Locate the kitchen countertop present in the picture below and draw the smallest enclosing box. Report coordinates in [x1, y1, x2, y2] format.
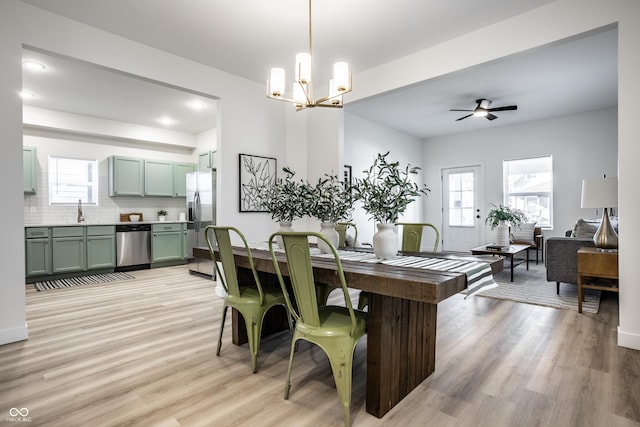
[25, 220, 188, 227]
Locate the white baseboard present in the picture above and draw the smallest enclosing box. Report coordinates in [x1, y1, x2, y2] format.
[0, 323, 28, 346]
[618, 326, 640, 351]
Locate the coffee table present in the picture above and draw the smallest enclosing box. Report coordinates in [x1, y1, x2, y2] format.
[470, 244, 530, 282]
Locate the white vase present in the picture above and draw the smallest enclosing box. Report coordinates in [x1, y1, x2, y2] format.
[318, 222, 339, 254]
[495, 220, 510, 248]
[373, 223, 399, 260]
[276, 221, 294, 249]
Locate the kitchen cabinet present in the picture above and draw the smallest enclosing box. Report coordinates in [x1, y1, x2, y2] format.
[86, 225, 116, 270]
[198, 150, 217, 169]
[109, 156, 144, 196]
[25, 227, 50, 276]
[151, 223, 186, 263]
[109, 155, 195, 197]
[144, 160, 174, 196]
[52, 227, 85, 273]
[173, 162, 196, 197]
[23, 146, 37, 194]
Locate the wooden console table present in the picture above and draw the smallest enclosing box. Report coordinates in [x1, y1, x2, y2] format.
[577, 247, 619, 313]
[194, 246, 502, 418]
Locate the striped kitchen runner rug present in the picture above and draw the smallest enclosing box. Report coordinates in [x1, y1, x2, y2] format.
[33, 272, 135, 291]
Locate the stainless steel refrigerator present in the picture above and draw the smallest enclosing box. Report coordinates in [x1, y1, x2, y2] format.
[186, 168, 217, 277]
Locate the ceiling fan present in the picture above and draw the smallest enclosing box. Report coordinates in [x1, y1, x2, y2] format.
[450, 98, 518, 121]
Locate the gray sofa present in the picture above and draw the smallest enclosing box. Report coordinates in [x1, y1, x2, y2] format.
[545, 217, 618, 294]
[545, 236, 594, 294]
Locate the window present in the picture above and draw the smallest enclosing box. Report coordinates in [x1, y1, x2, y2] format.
[503, 156, 552, 228]
[48, 156, 98, 205]
[448, 171, 475, 226]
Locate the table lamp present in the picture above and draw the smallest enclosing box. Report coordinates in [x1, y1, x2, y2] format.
[580, 175, 618, 251]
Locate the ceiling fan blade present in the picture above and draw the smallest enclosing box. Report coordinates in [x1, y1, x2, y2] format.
[456, 114, 473, 121]
[487, 105, 517, 112]
[449, 109, 474, 112]
[486, 113, 498, 120]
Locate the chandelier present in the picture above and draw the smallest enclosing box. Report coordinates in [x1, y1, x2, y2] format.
[266, 0, 352, 110]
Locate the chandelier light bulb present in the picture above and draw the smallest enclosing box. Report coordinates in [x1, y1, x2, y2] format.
[269, 68, 285, 97]
[333, 62, 349, 92]
[295, 53, 311, 85]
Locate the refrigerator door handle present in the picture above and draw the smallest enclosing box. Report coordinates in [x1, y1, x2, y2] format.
[194, 191, 201, 231]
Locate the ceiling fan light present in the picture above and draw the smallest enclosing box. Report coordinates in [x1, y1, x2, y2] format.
[269, 68, 286, 96]
[295, 53, 311, 84]
[333, 62, 349, 92]
[473, 110, 488, 117]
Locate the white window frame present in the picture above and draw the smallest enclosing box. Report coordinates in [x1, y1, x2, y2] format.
[503, 156, 553, 228]
[48, 156, 99, 206]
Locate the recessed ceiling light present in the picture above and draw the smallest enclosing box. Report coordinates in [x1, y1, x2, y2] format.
[22, 60, 46, 71]
[20, 91, 36, 99]
[159, 117, 175, 126]
[188, 101, 206, 110]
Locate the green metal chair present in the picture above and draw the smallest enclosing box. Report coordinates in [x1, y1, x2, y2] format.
[396, 222, 440, 252]
[205, 225, 291, 373]
[268, 231, 367, 427]
[336, 222, 358, 247]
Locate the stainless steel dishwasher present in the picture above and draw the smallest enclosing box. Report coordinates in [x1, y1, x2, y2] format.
[116, 224, 151, 269]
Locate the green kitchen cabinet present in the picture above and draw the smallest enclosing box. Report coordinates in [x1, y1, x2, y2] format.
[198, 150, 217, 169]
[151, 223, 186, 262]
[86, 226, 116, 270]
[51, 227, 85, 273]
[144, 159, 174, 196]
[23, 146, 37, 194]
[25, 227, 50, 276]
[109, 156, 144, 196]
[173, 162, 196, 197]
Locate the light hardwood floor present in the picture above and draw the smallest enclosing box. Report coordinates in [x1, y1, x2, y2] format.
[1, 265, 639, 427]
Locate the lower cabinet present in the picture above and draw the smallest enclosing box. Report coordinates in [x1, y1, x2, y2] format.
[26, 225, 116, 278]
[52, 227, 85, 273]
[151, 223, 186, 263]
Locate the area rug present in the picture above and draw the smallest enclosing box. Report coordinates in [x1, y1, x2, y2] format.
[33, 272, 135, 291]
[471, 262, 601, 313]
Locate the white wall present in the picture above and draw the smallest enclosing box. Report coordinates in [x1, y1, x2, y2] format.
[0, 0, 290, 345]
[344, 112, 425, 245]
[419, 108, 618, 242]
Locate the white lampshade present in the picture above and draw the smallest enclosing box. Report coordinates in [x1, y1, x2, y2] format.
[295, 52, 311, 84]
[333, 61, 349, 92]
[581, 176, 618, 209]
[269, 68, 285, 97]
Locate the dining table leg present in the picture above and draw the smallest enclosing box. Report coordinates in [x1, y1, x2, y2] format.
[366, 292, 437, 418]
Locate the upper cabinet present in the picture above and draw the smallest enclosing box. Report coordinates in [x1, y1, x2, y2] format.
[109, 156, 195, 197]
[109, 156, 144, 196]
[197, 150, 217, 169]
[23, 146, 37, 194]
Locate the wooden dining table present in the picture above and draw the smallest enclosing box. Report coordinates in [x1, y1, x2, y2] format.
[193, 245, 503, 418]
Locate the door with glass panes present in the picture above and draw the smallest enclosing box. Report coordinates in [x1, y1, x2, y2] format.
[442, 165, 484, 251]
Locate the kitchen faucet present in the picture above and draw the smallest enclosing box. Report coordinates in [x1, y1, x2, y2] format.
[77, 199, 85, 223]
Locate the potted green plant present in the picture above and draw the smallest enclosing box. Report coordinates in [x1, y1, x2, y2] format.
[308, 173, 354, 253]
[352, 151, 430, 259]
[485, 204, 527, 247]
[260, 167, 312, 246]
[157, 209, 167, 221]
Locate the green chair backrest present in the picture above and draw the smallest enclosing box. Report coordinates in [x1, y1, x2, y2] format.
[396, 222, 440, 252]
[336, 222, 358, 247]
[205, 225, 265, 303]
[269, 231, 359, 334]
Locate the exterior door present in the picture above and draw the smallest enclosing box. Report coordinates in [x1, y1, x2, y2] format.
[442, 165, 484, 251]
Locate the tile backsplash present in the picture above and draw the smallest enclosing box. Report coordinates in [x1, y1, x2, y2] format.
[24, 171, 187, 225]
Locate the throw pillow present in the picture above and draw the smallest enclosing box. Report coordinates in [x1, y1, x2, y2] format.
[510, 222, 537, 245]
[572, 218, 600, 238]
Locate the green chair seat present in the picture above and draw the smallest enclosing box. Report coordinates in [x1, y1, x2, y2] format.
[269, 231, 367, 427]
[205, 225, 292, 373]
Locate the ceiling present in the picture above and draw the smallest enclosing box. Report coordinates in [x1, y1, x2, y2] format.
[19, 0, 617, 138]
